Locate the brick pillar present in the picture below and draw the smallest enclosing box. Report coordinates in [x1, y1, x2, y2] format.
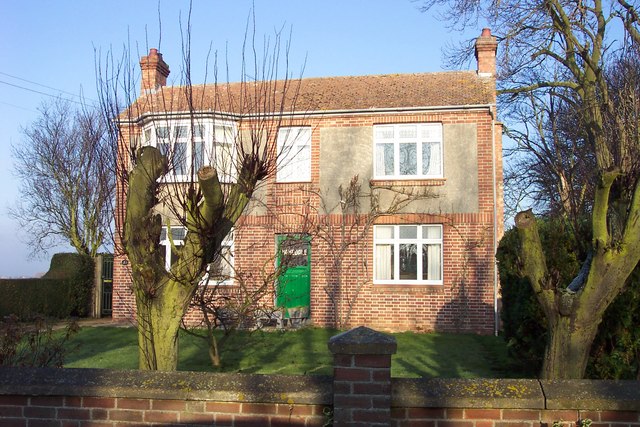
[328, 326, 397, 427]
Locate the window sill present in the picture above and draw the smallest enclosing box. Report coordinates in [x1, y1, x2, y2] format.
[204, 281, 236, 288]
[370, 178, 446, 187]
[275, 180, 313, 184]
[161, 176, 237, 185]
[373, 283, 445, 293]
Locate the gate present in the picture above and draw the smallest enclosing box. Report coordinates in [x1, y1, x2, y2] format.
[101, 254, 113, 316]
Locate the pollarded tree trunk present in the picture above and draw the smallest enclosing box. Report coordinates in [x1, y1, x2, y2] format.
[134, 279, 193, 370]
[123, 146, 254, 371]
[540, 309, 600, 379]
[516, 168, 640, 379]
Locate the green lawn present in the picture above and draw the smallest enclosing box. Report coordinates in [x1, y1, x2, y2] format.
[63, 326, 519, 378]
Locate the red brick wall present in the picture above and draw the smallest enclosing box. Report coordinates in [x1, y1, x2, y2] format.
[391, 408, 640, 427]
[0, 395, 327, 427]
[112, 123, 135, 322]
[1, 387, 638, 427]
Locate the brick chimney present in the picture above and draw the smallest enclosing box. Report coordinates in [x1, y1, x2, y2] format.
[475, 28, 498, 78]
[140, 48, 170, 95]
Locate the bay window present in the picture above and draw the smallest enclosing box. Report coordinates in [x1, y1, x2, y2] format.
[142, 120, 236, 182]
[374, 224, 443, 285]
[159, 226, 186, 271]
[204, 230, 235, 286]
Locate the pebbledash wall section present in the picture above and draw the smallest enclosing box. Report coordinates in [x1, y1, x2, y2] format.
[1, 327, 639, 427]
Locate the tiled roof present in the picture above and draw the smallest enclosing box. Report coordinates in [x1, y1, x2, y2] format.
[124, 71, 495, 119]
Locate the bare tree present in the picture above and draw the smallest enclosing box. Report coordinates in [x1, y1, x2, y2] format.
[504, 91, 595, 226]
[10, 98, 113, 258]
[420, 0, 640, 378]
[97, 10, 305, 370]
[185, 244, 284, 367]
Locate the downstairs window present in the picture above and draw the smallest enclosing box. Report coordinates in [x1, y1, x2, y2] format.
[374, 224, 442, 285]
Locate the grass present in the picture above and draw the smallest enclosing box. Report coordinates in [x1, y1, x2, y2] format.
[63, 326, 519, 378]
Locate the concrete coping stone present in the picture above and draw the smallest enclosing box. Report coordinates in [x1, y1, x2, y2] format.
[328, 326, 397, 355]
[542, 380, 640, 411]
[1, 367, 638, 411]
[393, 378, 640, 410]
[0, 367, 332, 405]
[392, 378, 544, 409]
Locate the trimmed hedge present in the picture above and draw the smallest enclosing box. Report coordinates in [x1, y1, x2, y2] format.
[0, 253, 94, 319]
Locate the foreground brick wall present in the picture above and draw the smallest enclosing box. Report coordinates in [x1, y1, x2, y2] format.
[392, 406, 640, 427]
[1, 372, 638, 427]
[0, 328, 639, 427]
[0, 368, 331, 427]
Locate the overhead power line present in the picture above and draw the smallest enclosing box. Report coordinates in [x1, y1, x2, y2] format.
[0, 71, 91, 101]
[0, 70, 98, 106]
[0, 101, 37, 113]
[0, 80, 95, 107]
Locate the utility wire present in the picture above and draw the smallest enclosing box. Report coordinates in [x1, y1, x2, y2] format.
[0, 101, 37, 113]
[0, 70, 97, 103]
[0, 80, 95, 107]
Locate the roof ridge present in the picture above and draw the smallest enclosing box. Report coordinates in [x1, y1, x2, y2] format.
[164, 69, 478, 89]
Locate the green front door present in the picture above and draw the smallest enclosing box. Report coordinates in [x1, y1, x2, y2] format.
[276, 235, 311, 319]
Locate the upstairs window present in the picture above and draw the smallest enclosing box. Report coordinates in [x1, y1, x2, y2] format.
[374, 224, 443, 285]
[142, 120, 236, 182]
[374, 123, 443, 179]
[276, 126, 311, 182]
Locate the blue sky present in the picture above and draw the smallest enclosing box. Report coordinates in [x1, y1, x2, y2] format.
[0, 1, 482, 277]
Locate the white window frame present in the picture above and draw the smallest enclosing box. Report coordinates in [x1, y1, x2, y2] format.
[373, 123, 443, 179]
[159, 225, 234, 286]
[203, 230, 235, 286]
[276, 126, 312, 183]
[159, 226, 186, 271]
[141, 119, 237, 182]
[373, 224, 443, 285]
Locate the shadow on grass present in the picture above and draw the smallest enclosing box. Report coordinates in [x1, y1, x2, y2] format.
[391, 332, 517, 378]
[208, 328, 337, 375]
[64, 327, 139, 369]
[175, 327, 336, 375]
[64, 325, 516, 377]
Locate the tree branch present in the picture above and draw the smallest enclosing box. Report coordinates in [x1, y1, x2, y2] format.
[515, 209, 556, 315]
[499, 80, 580, 96]
[592, 170, 618, 250]
[196, 166, 225, 228]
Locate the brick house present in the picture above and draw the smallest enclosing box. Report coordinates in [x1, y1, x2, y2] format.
[112, 29, 503, 334]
